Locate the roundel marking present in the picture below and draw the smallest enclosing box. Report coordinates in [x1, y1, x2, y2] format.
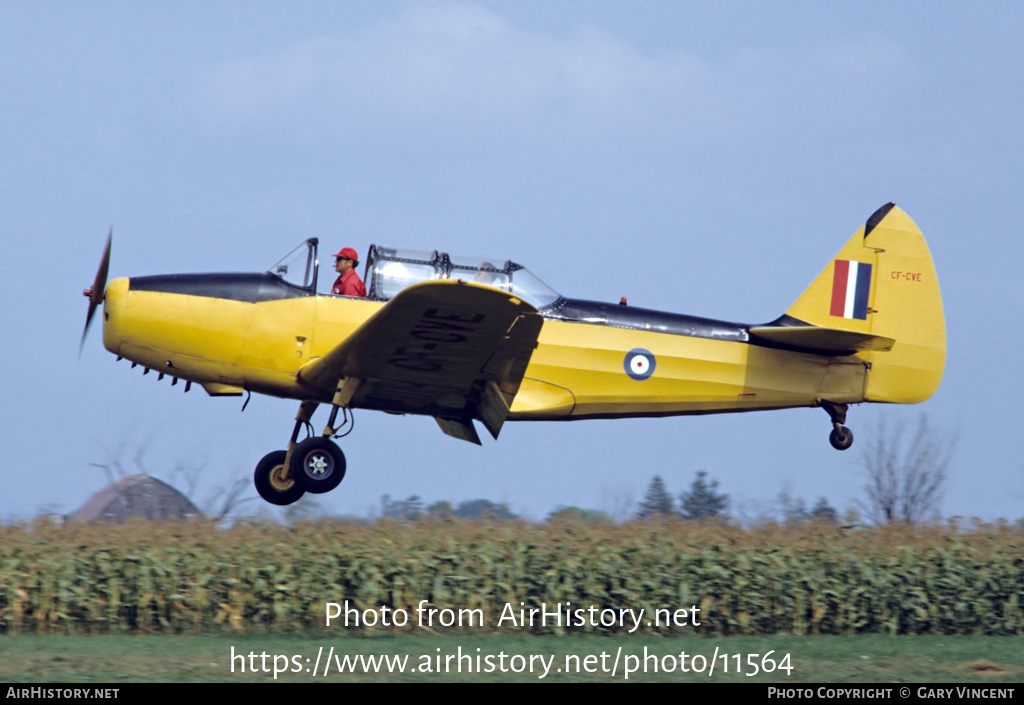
[624, 348, 656, 381]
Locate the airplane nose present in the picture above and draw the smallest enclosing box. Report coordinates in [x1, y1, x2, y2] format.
[102, 278, 129, 356]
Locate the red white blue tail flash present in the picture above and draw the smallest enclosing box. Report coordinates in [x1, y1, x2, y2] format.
[830, 260, 872, 320]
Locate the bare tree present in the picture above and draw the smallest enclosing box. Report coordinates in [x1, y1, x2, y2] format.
[202, 474, 254, 522]
[600, 485, 636, 523]
[856, 413, 955, 524]
[285, 494, 326, 524]
[168, 459, 205, 500]
[775, 482, 839, 525]
[90, 437, 156, 485]
[775, 482, 807, 525]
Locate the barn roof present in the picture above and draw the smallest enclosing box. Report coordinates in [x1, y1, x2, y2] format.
[69, 474, 202, 523]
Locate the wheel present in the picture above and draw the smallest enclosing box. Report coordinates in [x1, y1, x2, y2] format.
[254, 450, 306, 506]
[829, 426, 854, 451]
[290, 437, 346, 494]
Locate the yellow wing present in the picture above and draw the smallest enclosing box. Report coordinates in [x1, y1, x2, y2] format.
[299, 280, 543, 443]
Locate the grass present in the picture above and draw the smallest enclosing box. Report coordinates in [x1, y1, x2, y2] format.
[0, 634, 1021, 683]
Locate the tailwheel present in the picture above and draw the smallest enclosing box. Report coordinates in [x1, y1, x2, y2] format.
[254, 450, 306, 505]
[290, 437, 346, 494]
[829, 425, 854, 451]
[820, 400, 854, 451]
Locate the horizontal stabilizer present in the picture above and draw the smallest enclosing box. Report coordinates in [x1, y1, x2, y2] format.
[748, 326, 895, 354]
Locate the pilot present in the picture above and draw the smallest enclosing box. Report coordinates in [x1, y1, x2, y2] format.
[331, 247, 367, 297]
[475, 262, 498, 287]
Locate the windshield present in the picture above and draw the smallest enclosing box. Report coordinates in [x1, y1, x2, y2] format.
[267, 239, 318, 289]
[365, 245, 561, 309]
[509, 267, 560, 308]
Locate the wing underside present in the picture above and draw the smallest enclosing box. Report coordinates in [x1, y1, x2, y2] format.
[299, 280, 543, 442]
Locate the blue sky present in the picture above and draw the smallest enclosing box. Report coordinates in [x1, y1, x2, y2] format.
[2, 1, 1022, 522]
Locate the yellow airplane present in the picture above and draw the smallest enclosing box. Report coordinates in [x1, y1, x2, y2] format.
[82, 203, 945, 506]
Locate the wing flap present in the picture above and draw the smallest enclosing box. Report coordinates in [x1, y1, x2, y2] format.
[435, 416, 482, 445]
[481, 313, 543, 398]
[749, 325, 895, 354]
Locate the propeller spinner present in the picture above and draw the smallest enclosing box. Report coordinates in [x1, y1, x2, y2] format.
[80, 229, 112, 354]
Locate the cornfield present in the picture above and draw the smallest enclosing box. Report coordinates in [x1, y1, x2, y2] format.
[1, 519, 1021, 635]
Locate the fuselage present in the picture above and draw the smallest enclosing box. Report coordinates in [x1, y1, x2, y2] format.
[101, 272, 868, 420]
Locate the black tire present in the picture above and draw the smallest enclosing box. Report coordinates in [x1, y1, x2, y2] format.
[829, 426, 854, 451]
[290, 437, 346, 494]
[254, 450, 306, 506]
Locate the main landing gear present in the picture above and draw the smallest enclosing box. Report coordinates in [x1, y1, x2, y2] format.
[820, 400, 854, 451]
[253, 399, 351, 506]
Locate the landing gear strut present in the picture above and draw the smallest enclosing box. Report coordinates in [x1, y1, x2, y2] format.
[252, 398, 351, 505]
[820, 400, 854, 451]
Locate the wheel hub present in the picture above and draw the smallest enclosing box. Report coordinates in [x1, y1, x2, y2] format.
[268, 464, 294, 491]
[305, 451, 333, 478]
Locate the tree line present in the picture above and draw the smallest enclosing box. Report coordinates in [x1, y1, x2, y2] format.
[379, 413, 953, 526]
[83, 412, 956, 526]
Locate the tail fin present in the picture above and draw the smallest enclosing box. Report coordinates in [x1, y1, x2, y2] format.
[784, 203, 946, 404]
